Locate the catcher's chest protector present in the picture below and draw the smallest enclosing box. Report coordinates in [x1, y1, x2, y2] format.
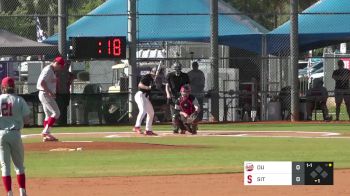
[179, 96, 195, 115]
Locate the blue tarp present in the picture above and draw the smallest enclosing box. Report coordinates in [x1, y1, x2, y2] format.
[268, 0, 350, 55]
[45, 0, 268, 53]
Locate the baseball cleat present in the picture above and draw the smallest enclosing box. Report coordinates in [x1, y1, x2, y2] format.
[133, 127, 143, 134]
[183, 124, 192, 134]
[42, 133, 59, 142]
[324, 115, 332, 122]
[145, 130, 157, 136]
[172, 125, 179, 134]
[191, 125, 198, 135]
[19, 188, 27, 196]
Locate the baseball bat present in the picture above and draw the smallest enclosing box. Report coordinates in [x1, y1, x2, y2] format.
[154, 60, 163, 81]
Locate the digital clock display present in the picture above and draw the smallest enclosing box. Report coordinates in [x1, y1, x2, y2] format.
[70, 36, 127, 60]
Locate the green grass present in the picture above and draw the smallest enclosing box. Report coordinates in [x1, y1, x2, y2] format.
[22, 130, 350, 178]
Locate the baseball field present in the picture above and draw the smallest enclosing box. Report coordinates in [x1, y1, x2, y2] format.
[2, 122, 350, 196]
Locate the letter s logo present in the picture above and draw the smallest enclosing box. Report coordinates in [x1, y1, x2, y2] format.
[247, 175, 252, 184]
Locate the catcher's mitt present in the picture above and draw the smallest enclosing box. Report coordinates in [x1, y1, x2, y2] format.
[186, 112, 198, 124]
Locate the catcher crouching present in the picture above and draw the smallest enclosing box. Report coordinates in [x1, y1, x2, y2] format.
[173, 84, 200, 134]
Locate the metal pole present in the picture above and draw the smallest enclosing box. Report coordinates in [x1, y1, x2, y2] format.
[128, 0, 138, 122]
[58, 0, 67, 57]
[47, 16, 54, 36]
[0, 0, 4, 12]
[260, 35, 268, 121]
[210, 0, 219, 121]
[165, 41, 169, 68]
[290, 0, 299, 121]
[58, 0, 70, 124]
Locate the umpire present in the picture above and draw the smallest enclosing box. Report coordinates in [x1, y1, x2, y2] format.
[165, 62, 190, 133]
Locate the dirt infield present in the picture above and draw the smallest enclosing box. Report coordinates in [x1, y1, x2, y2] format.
[2, 170, 349, 196]
[24, 141, 196, 151]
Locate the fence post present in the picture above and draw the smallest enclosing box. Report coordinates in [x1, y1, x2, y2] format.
[58, 0, 67, 57]
[128, 0, 138, 122]
[290, 0, 300, 121]
[260, 35, 268, 121]
[210, 0, 219, 121]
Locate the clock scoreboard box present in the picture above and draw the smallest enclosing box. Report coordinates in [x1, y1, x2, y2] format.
[69, 36, 127, 60]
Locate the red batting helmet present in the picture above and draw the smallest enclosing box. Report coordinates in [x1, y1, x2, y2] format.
[54, 56, 65, 68]
[1, 76, 15, 89]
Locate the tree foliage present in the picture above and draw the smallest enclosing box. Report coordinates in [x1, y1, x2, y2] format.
[68, 0, 105, 25]
[1, 0, 320, 39]
[0, 0, 105, 39]
[0, 0, 37, 40]
[224, 0, 318, 30]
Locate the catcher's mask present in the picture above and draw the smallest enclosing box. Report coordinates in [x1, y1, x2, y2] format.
[180, 84, 191, 97]
[173, 62, 182, 75]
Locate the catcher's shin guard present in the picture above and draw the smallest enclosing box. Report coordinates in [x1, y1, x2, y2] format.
[183, 123, 192, 134]
[172, 124, 179, 133]
[174, 116, 187, 134]
[173, 113, 187, 134]
[172, 115, 180, 134]
[191, 124, 198, 135]
[178, 122, 187, 134]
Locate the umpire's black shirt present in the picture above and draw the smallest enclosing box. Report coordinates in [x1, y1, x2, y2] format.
[333, 68, 350, 89]
[166, 72, 190, 98]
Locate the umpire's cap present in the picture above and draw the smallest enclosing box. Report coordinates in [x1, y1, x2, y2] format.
[1, 76, 15, 89]
[54, 56, 65, 68]
[173, 62, 182, 71]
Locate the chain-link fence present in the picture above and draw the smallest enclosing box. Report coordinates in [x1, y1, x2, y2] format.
[1, 0, 350, 125]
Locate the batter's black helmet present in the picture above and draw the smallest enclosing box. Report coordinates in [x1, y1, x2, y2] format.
[150, 67, 157, 74]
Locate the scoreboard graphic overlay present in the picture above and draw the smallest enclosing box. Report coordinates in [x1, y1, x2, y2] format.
[244, 161, 333, 185]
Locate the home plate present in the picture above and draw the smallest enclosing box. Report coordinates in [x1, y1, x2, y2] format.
[105, 135, 124, 138]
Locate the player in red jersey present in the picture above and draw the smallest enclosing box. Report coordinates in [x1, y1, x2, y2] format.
[173, 84, 200, 134]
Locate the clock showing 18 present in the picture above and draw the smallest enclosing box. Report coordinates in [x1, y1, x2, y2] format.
[98, 38, 122, 56]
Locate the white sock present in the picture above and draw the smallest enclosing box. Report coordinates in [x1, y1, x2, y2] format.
[7, 190, 13, 196]
[19, 188, 26, 196]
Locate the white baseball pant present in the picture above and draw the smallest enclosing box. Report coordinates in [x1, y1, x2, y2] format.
[38, 91, 60, 120]
[134, 91, 154, 131]
[0, 130, 25, 176]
